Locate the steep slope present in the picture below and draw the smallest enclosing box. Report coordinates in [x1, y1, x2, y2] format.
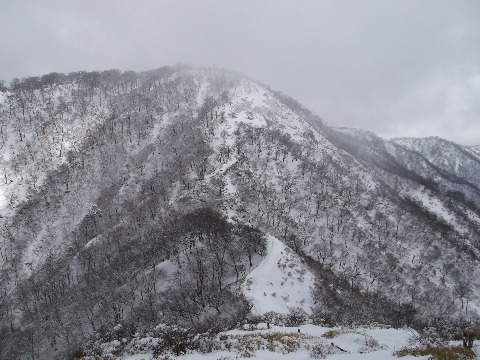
[0, 66, 479, 359]
[392, 136, 480, 191]
[468, 145, 480, 159]
[243, 234, 315, 316]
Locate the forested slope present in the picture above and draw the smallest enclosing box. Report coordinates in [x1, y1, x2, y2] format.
[0, 66, 479, 358]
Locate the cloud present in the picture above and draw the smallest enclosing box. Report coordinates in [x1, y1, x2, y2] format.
[1, 0, 479, 145]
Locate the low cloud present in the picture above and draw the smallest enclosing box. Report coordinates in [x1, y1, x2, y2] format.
[1, 0, 479, 145]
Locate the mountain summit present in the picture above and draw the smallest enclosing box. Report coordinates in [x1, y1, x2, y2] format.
[0, 66, 479, 358]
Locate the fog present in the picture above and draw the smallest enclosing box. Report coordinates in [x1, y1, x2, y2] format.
[1, 0, 479, 145]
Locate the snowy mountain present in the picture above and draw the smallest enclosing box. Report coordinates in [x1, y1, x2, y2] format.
[392, 136, 480, 191]
[0, 66, 479, 359]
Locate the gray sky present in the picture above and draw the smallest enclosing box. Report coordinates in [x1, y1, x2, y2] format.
[1, 0, 479, 145]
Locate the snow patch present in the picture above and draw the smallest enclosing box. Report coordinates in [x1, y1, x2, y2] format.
[243, 234, 315, 315]
[120, 325, 423, 360]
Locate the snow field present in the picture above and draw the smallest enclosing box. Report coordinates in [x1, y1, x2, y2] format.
[120, 325, 427, 360]
[243, 234, 315, 315]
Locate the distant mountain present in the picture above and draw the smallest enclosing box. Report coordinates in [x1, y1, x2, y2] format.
[0, 66, 479, 359]
[392, 136, 480, 190]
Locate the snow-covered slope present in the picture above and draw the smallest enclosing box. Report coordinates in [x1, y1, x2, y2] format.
[243, 234, 315, 315]
[392, 136, 480, 190]
[467, 145, 480, 159]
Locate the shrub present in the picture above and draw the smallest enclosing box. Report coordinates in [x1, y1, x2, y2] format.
[453, 327, 480, 341]
[415, 327, 446, 347]
[286, 307, 309, 327]
[309, 343, 339, 359]
[321, 329, 340, 339]
[395, 346, 475, 359]
[230, 331, 310, 356]
[68, 348, 86, 360]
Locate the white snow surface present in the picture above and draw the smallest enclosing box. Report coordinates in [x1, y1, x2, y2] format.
[243, 234, 315, 315]
[120, 325, 431, 360]
[406, 187, 468, 235]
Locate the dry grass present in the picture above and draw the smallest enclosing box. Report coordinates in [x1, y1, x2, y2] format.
[395, 346, 475, 359]
[231, 331, 312, 357]
[468, 327, 480, 339]
[321, 328, 379, 348]
[321, 329, 341, 339]
[453, 327, 480, 341]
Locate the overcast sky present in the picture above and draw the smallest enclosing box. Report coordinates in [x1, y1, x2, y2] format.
[1, 0, 479, 145]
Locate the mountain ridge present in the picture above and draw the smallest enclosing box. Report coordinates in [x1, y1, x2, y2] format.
[0, 66, 479, 359]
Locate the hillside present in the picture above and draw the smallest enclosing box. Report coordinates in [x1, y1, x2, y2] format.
[82, 235, 479, 359]
[0, 66, 479, 359]
[467, 145, 480, 159]
[392, 137, 480, 191]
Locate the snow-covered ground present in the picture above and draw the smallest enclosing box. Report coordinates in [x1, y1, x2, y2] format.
[243, 234, 315, 315]
[120, 324, 432, 359]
